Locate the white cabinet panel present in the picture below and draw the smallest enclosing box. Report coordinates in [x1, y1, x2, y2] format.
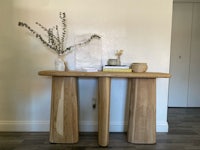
[168, 3, 193, 107]
[169, 2, 200, 107]
[188, 3, 200, 107]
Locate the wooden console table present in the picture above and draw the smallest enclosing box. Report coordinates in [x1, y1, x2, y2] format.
[38, 71, 170, 146]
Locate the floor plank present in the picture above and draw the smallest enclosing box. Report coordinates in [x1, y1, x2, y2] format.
[0, 108, 200, 150]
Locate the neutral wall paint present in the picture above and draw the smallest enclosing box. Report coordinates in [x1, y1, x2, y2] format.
[0, 0, 172, 132]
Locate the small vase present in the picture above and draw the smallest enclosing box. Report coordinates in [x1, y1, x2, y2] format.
[55, 55, 65, 71]
[116, 58, 121, 66]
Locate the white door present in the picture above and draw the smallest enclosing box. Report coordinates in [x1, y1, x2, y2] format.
[168, 2, 192, 107]
[169, 2, 200, 107]
[188, 3, 200, 107]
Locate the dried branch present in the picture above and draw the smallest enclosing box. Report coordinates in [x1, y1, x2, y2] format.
[18, 12, 101, 55]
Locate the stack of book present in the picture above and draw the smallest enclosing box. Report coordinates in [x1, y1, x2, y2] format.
[102, 65, 132, 72]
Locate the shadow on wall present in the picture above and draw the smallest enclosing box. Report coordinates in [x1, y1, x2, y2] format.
[0, 1, 52, 122]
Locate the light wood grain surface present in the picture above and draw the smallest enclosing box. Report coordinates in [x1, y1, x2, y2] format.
[38, 70, 171, 78]
[127, 78, 156, 144]
[39, 70, 170, 146]
[50, 77, 79, 143]
[98, 77, 111, 147]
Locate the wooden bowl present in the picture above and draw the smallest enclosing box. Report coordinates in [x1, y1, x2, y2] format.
[131, 63, 148, 72]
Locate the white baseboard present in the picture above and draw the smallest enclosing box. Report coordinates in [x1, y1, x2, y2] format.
[0, 121, 49, 132]
[156, 121, 169, 132]
[0, 121, 168, 132]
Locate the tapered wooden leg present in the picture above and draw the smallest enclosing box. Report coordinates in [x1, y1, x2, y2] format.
[98, 77, 111, 147]
[50, 77, 79, 143]
[127, 78, 156, 144]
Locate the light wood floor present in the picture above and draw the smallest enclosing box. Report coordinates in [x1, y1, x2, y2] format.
[0, 108, 200, 150]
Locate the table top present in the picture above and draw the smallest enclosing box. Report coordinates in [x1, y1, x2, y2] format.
[38, 70, 171, 78]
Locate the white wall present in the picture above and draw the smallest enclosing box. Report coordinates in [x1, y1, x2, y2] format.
[0, 0, 172, 132]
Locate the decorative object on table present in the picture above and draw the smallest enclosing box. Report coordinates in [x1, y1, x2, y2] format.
[103, 65, 132, 72]
[131, 63, 148, 72]
[104, 50, 131, 72]
[55, 54, 66, 71]
[107, 59, 118, 66]
[107, 49, 124, 66]
[18, 12, 101, 71]
[82, 67, 98, 72]
[75, 34, 102, 71]
[115, 50, 123, 66]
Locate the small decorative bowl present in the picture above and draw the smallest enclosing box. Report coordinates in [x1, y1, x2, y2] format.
[131, 63, 148, 72]
[107, 59, 118, 66]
